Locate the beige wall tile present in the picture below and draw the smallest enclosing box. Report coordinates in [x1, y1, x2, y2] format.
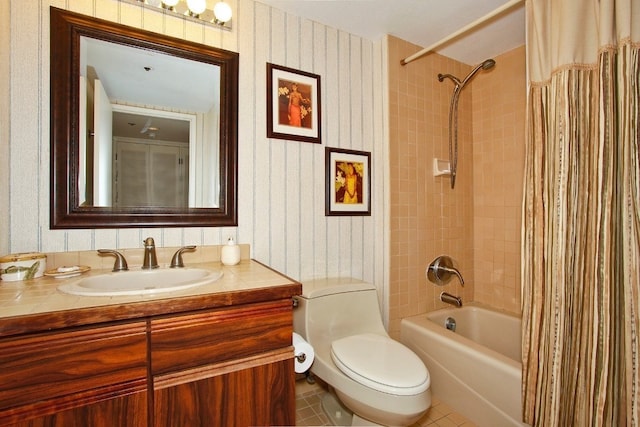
[388, 38, 525, 336]
[471, 46, 525, 314]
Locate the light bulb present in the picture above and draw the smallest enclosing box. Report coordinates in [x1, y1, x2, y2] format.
[186, 0, 207, 15]
[213, 1, 232, 23]
[162, 0, 179, 7]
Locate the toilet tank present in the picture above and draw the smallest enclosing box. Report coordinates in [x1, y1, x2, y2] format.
[293, 278, 387, 343]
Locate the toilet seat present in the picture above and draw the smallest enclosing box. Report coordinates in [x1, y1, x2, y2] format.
[330, 333, 430, 396]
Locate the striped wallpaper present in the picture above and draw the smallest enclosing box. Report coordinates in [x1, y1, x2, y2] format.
[3, 0, 388, 310]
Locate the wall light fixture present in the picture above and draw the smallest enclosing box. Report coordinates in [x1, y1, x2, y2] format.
[128, 0, 233, 30]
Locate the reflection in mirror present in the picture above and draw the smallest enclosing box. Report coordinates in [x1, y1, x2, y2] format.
[50, 7, 238, 228]
[80, 36, 220, 209]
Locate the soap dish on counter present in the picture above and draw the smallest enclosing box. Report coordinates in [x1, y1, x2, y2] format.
[44, 265, 91, 279]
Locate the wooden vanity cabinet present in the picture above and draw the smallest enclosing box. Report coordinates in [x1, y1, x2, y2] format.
[0, 297, 297, 427]
[150, 299, 296, 427]
[0, 322, 148, 427]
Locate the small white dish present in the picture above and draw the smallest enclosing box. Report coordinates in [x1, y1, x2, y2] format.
[45, 265, 91, 279]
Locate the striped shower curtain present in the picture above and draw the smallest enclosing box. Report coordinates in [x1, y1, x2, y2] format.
[521, 0, 640, 425]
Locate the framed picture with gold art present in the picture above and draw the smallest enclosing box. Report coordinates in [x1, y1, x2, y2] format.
[267, 63, 321, 144]
[325, 147, 371, 216]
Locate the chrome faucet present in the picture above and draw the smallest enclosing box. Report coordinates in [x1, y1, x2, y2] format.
[142, 237, 159, 269]
[440, 292, 462, 307]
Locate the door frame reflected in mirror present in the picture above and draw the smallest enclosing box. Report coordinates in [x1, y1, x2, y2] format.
[50, 7, 238, 228]
[108, 105, 195, 209]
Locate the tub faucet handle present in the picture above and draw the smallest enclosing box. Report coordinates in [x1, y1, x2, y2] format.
[427, 255, 464, 286]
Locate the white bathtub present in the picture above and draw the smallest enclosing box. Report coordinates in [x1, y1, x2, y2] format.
[400, 305, 528, 427]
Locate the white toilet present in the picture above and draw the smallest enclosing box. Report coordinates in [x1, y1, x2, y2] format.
[293, 278, 431, 426]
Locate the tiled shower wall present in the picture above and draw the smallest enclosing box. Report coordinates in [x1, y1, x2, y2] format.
[387, 37, 526, 337]
[387, 36, 475, 337]
[471, 46, 525, 313]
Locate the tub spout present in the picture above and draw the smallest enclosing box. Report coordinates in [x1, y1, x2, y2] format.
[440, 292, 462, 307]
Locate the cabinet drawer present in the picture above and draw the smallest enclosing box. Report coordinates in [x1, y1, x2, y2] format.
[0, 322, 148, 411]
[150, 299, 292, 375]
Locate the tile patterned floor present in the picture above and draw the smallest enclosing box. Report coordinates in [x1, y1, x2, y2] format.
[295, 377, 477, 427]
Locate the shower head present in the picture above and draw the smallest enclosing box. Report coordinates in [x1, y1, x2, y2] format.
[461, 58, 496, 87]
[437, 58, 495, 89]
[481, 59, 496, 70]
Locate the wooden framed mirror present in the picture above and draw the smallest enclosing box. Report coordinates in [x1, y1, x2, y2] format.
[50, 7, 238, 228]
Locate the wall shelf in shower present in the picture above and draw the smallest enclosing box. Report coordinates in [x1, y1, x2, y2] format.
[433, 158, 452, 177]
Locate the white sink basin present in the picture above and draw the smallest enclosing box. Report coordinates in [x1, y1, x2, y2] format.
[58, 268, 223, 297]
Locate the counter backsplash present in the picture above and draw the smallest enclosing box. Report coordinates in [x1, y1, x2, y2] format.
[43, 244, 250, 272]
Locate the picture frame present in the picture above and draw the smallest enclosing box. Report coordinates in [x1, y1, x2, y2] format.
[325, 147, 371, 216]
[267, 63, 321, 144]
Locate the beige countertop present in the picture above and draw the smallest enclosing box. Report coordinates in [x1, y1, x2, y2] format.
[0, 259, 301, 338]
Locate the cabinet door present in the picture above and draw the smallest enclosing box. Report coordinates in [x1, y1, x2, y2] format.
[148, 144, 187, 207]
[114, 142, 149, 207]
[0, 322, 148, 426]
[114, 140, 188, 208]
[153, 354, 294, 427]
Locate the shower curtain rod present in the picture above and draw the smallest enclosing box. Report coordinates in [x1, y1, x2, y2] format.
[400, 0, 524, 66]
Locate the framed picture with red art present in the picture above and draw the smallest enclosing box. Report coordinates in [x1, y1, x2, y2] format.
[267, 63, 321, 144]
[325, 147, 371, 216]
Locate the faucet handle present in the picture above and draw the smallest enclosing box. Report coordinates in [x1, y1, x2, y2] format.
[427, 255, 464, 286]
[97, 249, 129, 272]
[170, 246, 196, 268]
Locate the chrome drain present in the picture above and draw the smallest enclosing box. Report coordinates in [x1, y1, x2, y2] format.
[445, 317, 456, 332]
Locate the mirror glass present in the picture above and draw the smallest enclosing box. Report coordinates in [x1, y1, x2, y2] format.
[80, 36, 221, 209]
[50, 7, 238, 228]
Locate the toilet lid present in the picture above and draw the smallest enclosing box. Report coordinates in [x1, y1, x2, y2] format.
[330, 333, 430, 396]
